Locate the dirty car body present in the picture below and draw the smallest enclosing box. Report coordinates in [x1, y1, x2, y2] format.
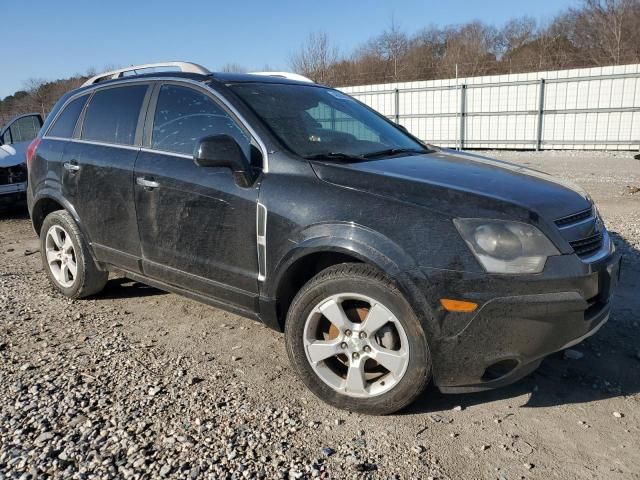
[26, 64, 621, 413]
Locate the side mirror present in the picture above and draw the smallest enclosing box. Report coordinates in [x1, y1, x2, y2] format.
[194, 134, 254, 186]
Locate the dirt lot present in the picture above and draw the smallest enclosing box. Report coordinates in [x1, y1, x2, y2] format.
[1, 151, 639, 479]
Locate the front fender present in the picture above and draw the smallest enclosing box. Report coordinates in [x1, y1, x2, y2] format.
[267, 222, 439, 338]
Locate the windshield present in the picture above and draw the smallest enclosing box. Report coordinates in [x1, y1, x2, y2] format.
[227, 83, 427, 160]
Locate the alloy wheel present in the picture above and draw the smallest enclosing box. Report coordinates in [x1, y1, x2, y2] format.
[45, 225, 78, 288]
[303, 293, 410, 398]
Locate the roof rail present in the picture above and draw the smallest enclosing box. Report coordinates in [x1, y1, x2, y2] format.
[82, 62, 211, 87]
[248, 71, 314, 83]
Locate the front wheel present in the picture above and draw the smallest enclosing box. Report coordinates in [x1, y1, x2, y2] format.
[285, 263, 431, 415]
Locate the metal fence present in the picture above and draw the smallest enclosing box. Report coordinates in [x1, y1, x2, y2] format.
[339, 64, 640, 151]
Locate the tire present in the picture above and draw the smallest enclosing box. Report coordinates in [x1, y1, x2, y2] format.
[285, 263, 431, 415]
[40, 210, 108, 299]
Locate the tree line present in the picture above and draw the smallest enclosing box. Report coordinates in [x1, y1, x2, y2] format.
[290, 0, 640, 86]
[2, 0, 639, 126]
[0, 76, 88, 127]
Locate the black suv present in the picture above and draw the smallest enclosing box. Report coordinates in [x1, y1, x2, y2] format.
[27, 62, 621, 414]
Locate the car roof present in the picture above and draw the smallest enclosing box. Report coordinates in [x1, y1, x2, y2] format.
[75, 71, 320, 93]
[212, 72, 319, 86]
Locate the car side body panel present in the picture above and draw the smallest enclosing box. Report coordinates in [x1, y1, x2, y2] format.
[134, 149, 261, 310]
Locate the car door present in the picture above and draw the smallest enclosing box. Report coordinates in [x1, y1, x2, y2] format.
[0, 113, 43, 156]
[63, 83, 151, 272]
[134, 82, 260, 309]
[0, 113, 43, 190]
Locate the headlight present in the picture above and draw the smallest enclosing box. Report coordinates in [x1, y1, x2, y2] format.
[454, 219, 559, 274]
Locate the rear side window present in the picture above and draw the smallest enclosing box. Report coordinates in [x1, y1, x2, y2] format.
[48, 95, 88, 138]
[152, 84, 250, 155]
[82, 85, 147, 145]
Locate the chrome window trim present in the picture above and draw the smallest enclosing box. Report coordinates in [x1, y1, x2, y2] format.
[43, 136, 141, 152]
[43, 77, 270, 172]
[139, 147, 192, 159]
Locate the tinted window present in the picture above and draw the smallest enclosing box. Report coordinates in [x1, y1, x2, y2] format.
[307, 102, 380, 143]
[152, 84, 249, 155]
[82, 85, 147, 145]
[229, 83, 424, 159]
[48, 95, 88, 138]
[7, 115, 41, 144]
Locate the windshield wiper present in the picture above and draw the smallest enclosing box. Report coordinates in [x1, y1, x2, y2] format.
[304, 152, 364, 161]
[361, 147, 428, 159]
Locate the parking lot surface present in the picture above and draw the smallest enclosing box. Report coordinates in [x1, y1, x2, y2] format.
[1, 151, 639, 479]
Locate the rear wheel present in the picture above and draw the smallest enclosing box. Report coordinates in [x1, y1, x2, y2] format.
[40, 210, 108, 298]
[285, 263, 431, 414]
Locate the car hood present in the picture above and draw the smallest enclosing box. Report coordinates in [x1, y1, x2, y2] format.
[0, 144, 24, 168]
[310, 149, 592, 220]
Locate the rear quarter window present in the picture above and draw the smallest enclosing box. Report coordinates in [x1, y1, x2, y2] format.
[82, 85, 148, 145]
[48, 95, 89, 138]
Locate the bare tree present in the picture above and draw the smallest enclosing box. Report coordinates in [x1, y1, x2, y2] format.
[441, 22, 501, 77]
[375, 17, 410, 80]
[23, 79, 50, 118]
[500, 17, 537, 54]
[221, 63, 247, 73]
[289, 32, 339, 84]
[569, 0, 640, 65]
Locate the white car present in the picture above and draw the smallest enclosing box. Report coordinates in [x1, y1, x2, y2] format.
[0, 113, 42, 208]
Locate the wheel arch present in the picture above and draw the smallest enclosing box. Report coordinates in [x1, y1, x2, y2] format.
[30, 191, 103, 272]
[264, 223, 436, 334]
[31, 192, 82, 237]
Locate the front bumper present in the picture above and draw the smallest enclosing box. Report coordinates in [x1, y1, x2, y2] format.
[422, 251, 622, 393]
[0, 182, 27, 206]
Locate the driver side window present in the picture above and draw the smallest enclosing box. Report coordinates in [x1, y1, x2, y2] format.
[152, 84, 250, 156]
[306, 101, 380, 143]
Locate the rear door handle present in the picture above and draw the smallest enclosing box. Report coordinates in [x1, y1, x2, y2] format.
[136, 177, 160, 189]
[63, 162, 80, 172]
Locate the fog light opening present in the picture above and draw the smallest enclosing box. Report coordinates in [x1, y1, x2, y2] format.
[481, 359, 519, 381]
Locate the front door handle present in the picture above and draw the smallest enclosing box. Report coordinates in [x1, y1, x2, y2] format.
[63, 162, 80, 172]
[136, 177, 160, 189]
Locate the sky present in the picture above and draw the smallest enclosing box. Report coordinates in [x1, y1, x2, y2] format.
[1, 0, 580, 99]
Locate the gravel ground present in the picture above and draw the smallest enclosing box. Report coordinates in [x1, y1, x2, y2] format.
[1, 150, 639, 479]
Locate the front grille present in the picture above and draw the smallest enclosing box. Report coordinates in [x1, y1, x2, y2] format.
[555, 208, 593, 227]
[569, 232, 604, 258]
[0, 165, 27, 185]
[555, 207, 606, 260]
